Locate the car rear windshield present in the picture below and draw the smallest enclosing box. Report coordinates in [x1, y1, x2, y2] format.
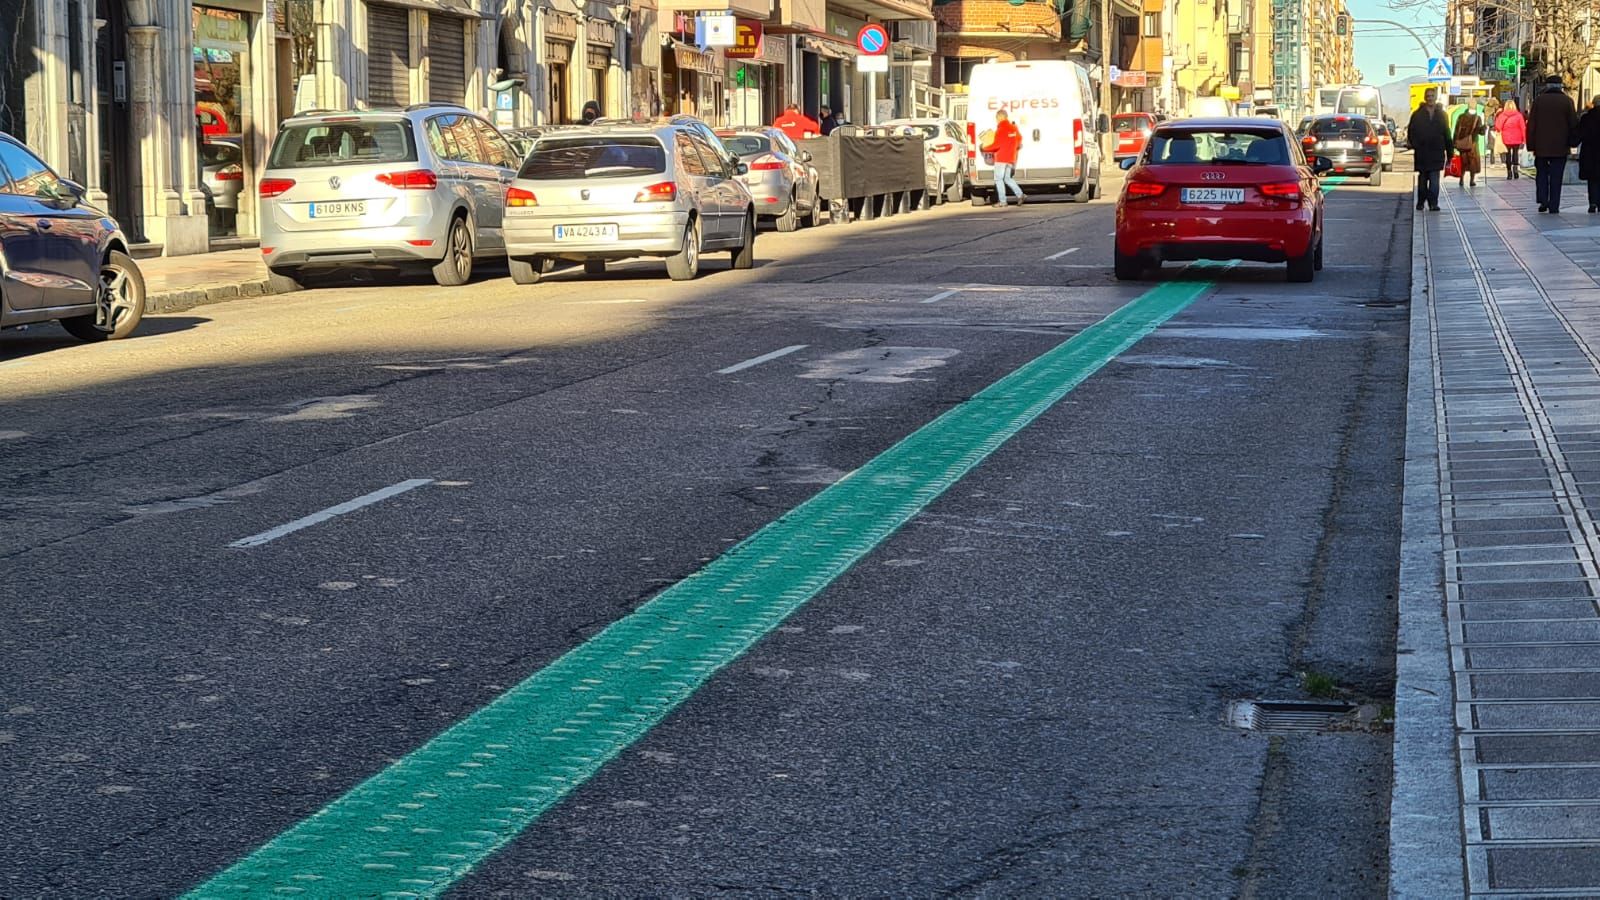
[1148, 129, 1292, 164]
[268, 120, 417, 169]
[1113, 114, 1149, 131]
[519, 137, 667, 179]
[201, 141, 242, 166]
[720, 135, 772, 156]
[1309, 118, 1371, 140]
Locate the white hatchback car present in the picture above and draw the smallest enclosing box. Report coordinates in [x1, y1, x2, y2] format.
[503, 123, 755, 282]
[884, 117, 970, 202]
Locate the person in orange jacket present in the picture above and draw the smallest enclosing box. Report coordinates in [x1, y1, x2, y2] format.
[987, 110, 1025, 207]
[773, 104, 821, 142]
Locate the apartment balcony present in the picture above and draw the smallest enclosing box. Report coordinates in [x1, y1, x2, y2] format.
[657, 0, 776, 21]
[933, 0, 1060, 40]
[828, 0, 933, 22]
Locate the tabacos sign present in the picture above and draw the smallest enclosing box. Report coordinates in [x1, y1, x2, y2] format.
[725, 19, 764, 59]
[987, 97, 1063, 111]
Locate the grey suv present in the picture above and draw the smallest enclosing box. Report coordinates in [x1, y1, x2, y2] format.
[259, 104, 520, 290]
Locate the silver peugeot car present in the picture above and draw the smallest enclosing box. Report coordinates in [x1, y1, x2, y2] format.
[259, 104, 520, 290]
[503, 122, 755, 283]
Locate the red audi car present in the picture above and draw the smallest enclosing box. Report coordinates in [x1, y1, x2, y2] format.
[1114, 118, 1332, 283]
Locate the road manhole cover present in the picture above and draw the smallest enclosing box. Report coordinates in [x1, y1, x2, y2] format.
[1226, 700, 1361, 733]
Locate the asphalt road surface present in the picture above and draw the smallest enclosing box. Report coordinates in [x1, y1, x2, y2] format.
[2, 163, 1414, 897]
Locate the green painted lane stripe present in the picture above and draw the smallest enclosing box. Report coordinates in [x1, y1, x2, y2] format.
[188, 276, 1217, 898]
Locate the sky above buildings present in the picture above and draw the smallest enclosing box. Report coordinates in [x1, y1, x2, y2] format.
[1347, 0, 1447, 85]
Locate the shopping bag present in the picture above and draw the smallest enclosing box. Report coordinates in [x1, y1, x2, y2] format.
[1519, 148, 1535, 168]
[1446, 156, 1463, 178]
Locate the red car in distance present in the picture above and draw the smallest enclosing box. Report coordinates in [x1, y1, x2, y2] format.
[1112, 112, 1157, 162]
[1114, 118, 1331, 283]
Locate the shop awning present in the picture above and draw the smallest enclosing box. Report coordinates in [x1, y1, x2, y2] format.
[666, 39, 723, 76]
[799, 35, 856, 60]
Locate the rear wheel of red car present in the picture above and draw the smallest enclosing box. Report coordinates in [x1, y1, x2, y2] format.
[1113, 246, 1146, 281]
[1288, 242, 1316, 283]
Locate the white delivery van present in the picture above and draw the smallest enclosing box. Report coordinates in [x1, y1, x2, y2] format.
[964, 60, 1105, 205]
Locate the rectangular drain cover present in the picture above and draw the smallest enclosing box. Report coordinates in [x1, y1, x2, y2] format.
[1226, 700, 1360, 733]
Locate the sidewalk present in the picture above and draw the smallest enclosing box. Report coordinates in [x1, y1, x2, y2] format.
[1396, 173, 1600, 896]
[137, 247, 272, 315]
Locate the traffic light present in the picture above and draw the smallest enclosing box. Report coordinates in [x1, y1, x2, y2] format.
[1389, 63, 1397, 76]
[1336, 14, 1349, 36]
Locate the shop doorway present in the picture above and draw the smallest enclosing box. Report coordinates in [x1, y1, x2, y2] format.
[194, 4, 252, 238]
[94, 0, 136, 236]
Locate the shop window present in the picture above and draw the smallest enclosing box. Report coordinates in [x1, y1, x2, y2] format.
[195, 4, 251, 238]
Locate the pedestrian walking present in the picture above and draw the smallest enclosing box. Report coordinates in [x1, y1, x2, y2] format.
[1494, 99, 1527, 180]
[772, 103, 820, 142]
[983, 110, 1025, 207]
[1454, 104, 1486, 188]
[1579, 96, 1600, 213]
[819, 106, 838, 136]
[1527, 75, 1579, 213]
[1408, 87, 1453, 212]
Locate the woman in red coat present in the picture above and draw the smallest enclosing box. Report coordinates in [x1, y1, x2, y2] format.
[1494, 99, 1527, 180]
[987, 110, 1026, 207]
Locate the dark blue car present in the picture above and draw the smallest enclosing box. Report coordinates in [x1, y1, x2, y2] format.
[0, 132, 143, 341]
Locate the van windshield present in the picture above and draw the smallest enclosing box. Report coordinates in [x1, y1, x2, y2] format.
[519, 137, 667, 179]
[269, 120, 417, 168]
[1149, 129, 1291, 164]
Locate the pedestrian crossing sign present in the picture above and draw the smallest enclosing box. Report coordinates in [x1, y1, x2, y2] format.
[1426, 57, 1453, 80]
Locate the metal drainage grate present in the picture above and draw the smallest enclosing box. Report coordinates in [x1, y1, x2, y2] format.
[1226, 700, 1360, 733]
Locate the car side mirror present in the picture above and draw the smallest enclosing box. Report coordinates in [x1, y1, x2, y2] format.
[1097, 113, 1111, 133]
[1312, 156, 1334, 173]
[42, 178, 85, 208]
[1119, 156, 1137, 171]
[734, 162, 749, 176]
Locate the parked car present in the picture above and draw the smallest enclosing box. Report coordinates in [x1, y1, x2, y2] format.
[884, 117, 970, 202]
[1112, 112, 1157, 162]
[1373, 120, 1396, 171]
[1300, 113, 1383, 184]
[503, 122, 756, 283]
[258, 104, 521, 290]
[199, 138, 244, 231]
[1115, 118, 1330, 283]
[0, 131, 144, 341]
[715, 126, 821, 231]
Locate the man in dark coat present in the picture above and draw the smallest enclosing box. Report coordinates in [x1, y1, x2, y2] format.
[1526, 75, 1579, 213]
[1579, 96, 1600, 212]
[1407, 87, 1453, 212]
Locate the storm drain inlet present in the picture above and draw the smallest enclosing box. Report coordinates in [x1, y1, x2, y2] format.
[1226, 700, 1361, 733]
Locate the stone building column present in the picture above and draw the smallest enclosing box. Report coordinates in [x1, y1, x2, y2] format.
[87, 15, 108, 209]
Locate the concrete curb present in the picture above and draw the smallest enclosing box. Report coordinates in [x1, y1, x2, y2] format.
[145, 278, 275, 316]
[1387, 186, 1467, 896]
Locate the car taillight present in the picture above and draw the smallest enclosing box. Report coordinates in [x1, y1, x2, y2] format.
[258, 177, 295, 198]
[217, 165, 244, 182]
[967, 122, 977, 160]
[1259, 182, 1301, 199]
[1362, 139, 1378, 148]
[1125, 180, 1165, 199]
[932, 142, 953, 153]
[1073, 118, 1084, 156]
[750, 157, 784, 171]
[1302, 135, 1316, 146]
[635, 181, 677, 203]
[506, 187, 537, 207]
[377, 169, 438, 189]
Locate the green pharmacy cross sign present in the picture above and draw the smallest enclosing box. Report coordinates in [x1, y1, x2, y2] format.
[1498, 49, 1525, 73]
